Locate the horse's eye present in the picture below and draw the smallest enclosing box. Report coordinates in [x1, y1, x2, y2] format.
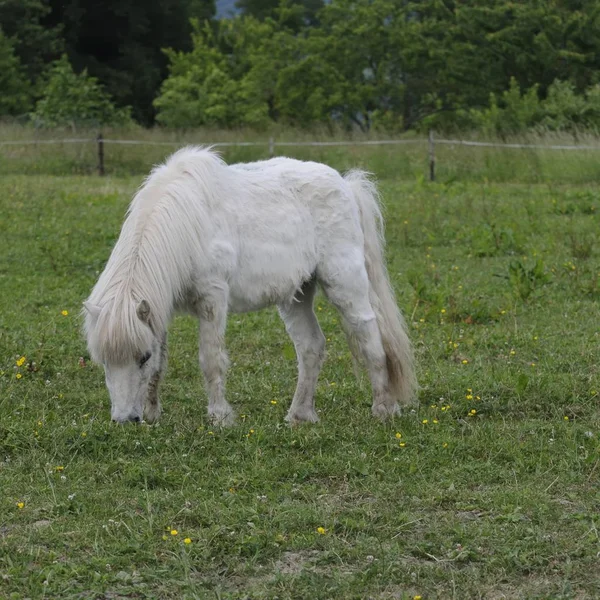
[139, 352, 152, 368]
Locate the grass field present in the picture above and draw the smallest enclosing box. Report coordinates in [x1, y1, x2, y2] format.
[1, 139, 600, 598]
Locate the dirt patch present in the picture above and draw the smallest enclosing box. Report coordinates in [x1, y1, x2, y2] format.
[273, 550, 321, 575]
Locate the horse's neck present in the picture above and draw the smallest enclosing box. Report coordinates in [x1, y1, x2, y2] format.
[110, 224, 179, 331]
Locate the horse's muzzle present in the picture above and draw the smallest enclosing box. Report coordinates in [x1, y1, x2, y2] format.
[112, 414, 141, 424]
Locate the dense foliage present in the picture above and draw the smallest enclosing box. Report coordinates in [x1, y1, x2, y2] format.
[2, 0, 600, 132]
[31, 55, 132, 129]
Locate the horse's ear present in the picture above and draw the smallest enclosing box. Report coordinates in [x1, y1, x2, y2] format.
[136, 300, 151, 323]
[83, 301, 101, 319]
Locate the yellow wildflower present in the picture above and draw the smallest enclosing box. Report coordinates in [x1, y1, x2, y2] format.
[395, 432, 402, 439]
[462, 359, 469, 365]
[399, 442, 406, 447]
[316, 526, 326, 535]
[16, 502, 24, 509]
[270, 400, 277, 405]
[16, 356, 26, 367]
[16, 373, 22, 380]
[466, 394, 473, 400]
[422, 419, 428, 424]
[170, 529, 178, 536]
[184, 538, 192, 544]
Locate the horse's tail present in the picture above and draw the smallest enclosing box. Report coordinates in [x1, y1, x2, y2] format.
[344, 170, 417, 407]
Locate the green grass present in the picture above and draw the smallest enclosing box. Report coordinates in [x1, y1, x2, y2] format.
[1, 156, 600, 598]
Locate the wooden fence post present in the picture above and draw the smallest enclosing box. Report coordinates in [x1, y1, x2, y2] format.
[97, 133, 105, 176]
[269, 136, 275, 157]
[428, 130, 435, 182]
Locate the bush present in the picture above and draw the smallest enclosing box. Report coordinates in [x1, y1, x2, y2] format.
[32, 55, 132, 129]
[462, 78, 600, 136]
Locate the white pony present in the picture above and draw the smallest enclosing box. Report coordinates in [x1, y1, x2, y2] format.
[84, 147, 416, 424]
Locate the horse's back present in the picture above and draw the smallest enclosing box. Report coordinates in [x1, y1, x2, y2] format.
[222, 157, 364, 312]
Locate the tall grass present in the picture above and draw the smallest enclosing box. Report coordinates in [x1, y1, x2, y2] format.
[2, 124, 600, 182]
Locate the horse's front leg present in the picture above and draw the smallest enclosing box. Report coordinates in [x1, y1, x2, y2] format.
[144, 333, 168, 424]
[197, 284, 235, 426]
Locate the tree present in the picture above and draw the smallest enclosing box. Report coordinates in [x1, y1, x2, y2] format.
[0, 29, 31, 116]
[154, 20, 271, 128]
[0, 0, 63, 88]
[32, 55, 132, 128]
[44, 0, 216, 124]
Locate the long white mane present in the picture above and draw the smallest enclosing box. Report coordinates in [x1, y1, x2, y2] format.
[85, 147, 226, 363]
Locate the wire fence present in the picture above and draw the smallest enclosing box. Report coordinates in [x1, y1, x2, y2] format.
[2, 133, 600, 180]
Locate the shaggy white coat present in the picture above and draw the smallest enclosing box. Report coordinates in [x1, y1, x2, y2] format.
[84, 147, 416, 423]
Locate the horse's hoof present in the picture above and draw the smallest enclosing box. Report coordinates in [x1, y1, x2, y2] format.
[285, 409, 320, 424]
[144, 404, 162, 424]
[371, 402, 401, 420]
[208, 408, 236, 427]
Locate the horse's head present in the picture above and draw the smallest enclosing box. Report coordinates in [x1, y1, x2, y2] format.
[84, 299, 164, 423]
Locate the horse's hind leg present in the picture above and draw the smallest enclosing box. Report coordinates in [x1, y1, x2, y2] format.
[319, 251, 398, 419]
[196, 284, 235, 426]
[278, 278, 325, 424]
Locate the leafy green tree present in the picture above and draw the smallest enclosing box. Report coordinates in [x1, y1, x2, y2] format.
[44, 0, 216, 124]
[308, 0, 403, 130]
[0, 0, 63, 88]
[154, 0, 600, 131]
[154, 20, 270, 128]
[32, 55, 132, 128]
[0, 29, 31, 116]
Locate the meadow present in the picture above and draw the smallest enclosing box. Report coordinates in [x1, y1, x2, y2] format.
[1, 129, 600, 599]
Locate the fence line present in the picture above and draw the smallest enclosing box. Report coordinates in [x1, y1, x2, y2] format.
[3, 134, 600, 180]
[0, 137, 426, 148]
[4, 136, 600, 150]
[435, 139, 600, 151]
[0, 138, 94, 146]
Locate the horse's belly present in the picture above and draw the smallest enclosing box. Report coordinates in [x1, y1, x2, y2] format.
[228, 240, 316, 313]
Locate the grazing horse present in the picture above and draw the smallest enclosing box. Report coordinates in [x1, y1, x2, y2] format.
[84, 147, 416, 424]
